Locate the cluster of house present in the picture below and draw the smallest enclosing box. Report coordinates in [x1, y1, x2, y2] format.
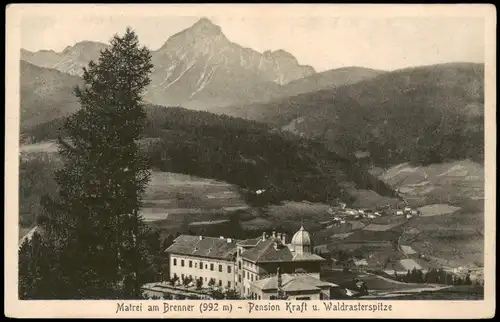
[393, 206, 421, 219]
[160, 226, 343, 300]
[329, 202, 421, 221]
[328, 203, 381, 223]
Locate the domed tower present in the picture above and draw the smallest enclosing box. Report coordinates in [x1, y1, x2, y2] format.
[291, 225, 312, 255]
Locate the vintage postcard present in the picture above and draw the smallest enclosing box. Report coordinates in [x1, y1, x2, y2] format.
[5, 3, 496, 319]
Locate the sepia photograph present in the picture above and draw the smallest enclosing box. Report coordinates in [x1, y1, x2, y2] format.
[5, 3, 496, 319]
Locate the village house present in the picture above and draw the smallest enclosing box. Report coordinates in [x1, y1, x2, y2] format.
[345, 209, 358, 216]
[353, 258, 368, 273]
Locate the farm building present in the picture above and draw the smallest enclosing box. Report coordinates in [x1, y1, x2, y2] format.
[353, 258, 368, 272]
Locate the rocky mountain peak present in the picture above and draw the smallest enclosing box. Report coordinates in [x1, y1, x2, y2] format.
[191, 17, 222, 36]
[157, 17, 226, 52]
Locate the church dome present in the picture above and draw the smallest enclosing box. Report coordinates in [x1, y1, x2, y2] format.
[291, 225, 311, 247]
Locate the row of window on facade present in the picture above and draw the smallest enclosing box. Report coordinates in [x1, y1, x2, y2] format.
[243, 270, 258, 282]
[235, 270, 259, 283]
[246, 288, 269, 300]
[173, 258, 232, 273]
[250, 292, 262, 300]
[180, 273, 234, 289]
[238, 260, 257, 270]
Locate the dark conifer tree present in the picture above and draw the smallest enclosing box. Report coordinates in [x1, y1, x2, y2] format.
[465, 273, 473, 285]
[35, 28, 154, 299]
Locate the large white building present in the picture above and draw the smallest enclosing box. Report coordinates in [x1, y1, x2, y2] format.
[165, 225, 337, 299]
[166, 235, 238, 290]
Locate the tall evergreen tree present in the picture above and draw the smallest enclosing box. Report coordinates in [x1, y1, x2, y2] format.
[37, 28, 154, 299]
[18, 232, 54, 299]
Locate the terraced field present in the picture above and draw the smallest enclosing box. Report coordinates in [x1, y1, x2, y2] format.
[141, 171, 247, 222]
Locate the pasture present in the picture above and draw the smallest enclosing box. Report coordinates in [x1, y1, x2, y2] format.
[417, 204, 461, 217]
[141, 171, 246, 222]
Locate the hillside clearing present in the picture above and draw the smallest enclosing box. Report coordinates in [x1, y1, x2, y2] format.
[417, 204, 461, 217]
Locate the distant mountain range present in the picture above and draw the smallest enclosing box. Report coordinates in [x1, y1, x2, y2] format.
[20, 17, 386, 129]
[21, 18, 317, 112]
[21, 41, 109, 77]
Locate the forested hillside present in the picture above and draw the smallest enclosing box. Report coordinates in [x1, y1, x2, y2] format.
[21, 105, 395, 224]
[232, 63, 485, 167]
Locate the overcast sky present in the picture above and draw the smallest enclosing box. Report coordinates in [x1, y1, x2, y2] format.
[21, 10, 485, 72]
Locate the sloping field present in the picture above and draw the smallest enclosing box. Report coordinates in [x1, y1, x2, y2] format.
[347, 220, 366, 230]
[370, 216, 407, 225]
[377, 159, 484, 268]
[20, 141, 59, 153]
[418, 204, 461, 217]
[343, 229, 401, 243]
[264, 201, 332, 228]
[240, 217, 274, 231]
[378, 160, 484, 205]
[401, 210, 484, 267]
[330, 232, 354, 240]
[363, 222, 403, 232]
[347, 188, 400, 209]
[141, 171, 246, 221]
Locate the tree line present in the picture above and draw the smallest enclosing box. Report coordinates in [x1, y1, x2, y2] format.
[393, 267, 476, 286]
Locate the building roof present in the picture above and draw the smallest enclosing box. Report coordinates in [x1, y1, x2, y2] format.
[165, 235, 239, 261]
[292, 253, 326, 261]
[237, 237, 263, 247]
[251, 274, 338, 292]
[353, 258, 368, 266]
[291, 225, 311, 247]
[241, 237, 325, 263]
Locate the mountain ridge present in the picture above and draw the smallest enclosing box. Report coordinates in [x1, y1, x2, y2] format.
[21, 18, 316, 112]
[20, 60, 84, 130]
[226, 62, 485, 167]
